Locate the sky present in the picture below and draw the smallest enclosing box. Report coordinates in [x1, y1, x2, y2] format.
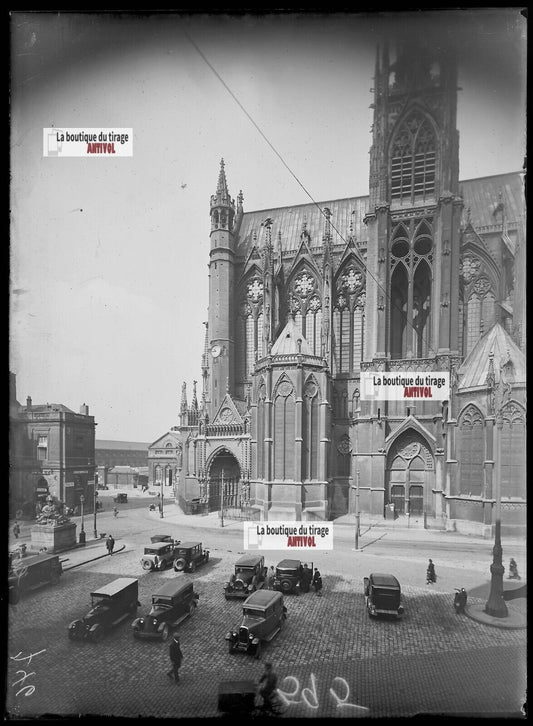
[10, 9, 526, 443]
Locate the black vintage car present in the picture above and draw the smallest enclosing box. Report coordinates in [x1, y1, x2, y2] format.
[272, 559, 314, 594]
[8, 552, 63, 604]
[141, 541, 182, 572]
[68, 578, 140, 642]
[226, 589, 287, 658]
[132, 580, 199, 640]
[113, 492, 128, 503]
[224, 554, 267, 599]
[172, 542, 210, 573]
[364, 572, 405, 619]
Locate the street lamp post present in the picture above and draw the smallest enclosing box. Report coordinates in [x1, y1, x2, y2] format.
[79, 495, 86, 544]
[485, 411, 508, 617]
[220, 469, 225, 528]
[93, 485, 98, 539]
[160, 478, 164, 518]
[355, 470, 361, 550]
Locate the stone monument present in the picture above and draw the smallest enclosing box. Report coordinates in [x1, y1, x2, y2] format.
[30, 497, 77, 553]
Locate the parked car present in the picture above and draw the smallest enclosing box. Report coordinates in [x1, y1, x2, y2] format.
[113, 493, 128, 503]
[172, 542, 210, 573]
[8, 552, 63, 604]
[132, 580, 199, 641]
[68, 577, 139, 642]
[224, 554, 267, 599]
[150, 534, 179, 544]
[364, 572, 404, 619]
[226, 589, 287, 658]
[141, 541, 182, 572]
[272, 559, 313, 594]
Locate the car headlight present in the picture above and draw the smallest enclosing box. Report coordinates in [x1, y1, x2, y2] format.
[139, 618, 144, 625]
[232, 632, 237, 638]
[249, 634, 253, 640]
[153, 619, 158, 625]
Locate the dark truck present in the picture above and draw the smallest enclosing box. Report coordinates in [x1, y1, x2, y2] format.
[272, 559, 313, 594]
[8, 552, 63, 604]
[364, 572, 405, 619]
[132, 580, 199, 641]
[226, 589, 287, 659]
[224, 554, 267, 600]
[68, 577, 140, 642]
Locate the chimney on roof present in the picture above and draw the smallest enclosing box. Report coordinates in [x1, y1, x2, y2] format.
[26, 396, 32, 409]
[80, 403, 89, 415]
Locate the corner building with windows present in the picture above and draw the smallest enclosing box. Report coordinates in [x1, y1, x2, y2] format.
[176, 35, 526, 535]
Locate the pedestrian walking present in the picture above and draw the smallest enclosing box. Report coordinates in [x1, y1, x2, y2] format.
[167, 634, 183, 683]
[106, 534, 115, 556]
[312, 567, 323, 596]
[426, 559, 436, 584]
[13, 521, 21, 539]
[301, 563, 312, 593]
[258, 662, 278, 712]
[508, 558, 521, 580]
[266, 565, 275, 589]
[113, 507, 119, 518]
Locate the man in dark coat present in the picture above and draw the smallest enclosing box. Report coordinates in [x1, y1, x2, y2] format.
[426, 559, 436, 584]
[301, 564, 312, 593]
[312, 568, 323, 595]
[168, 634, 183, 683]
[106, 534, 115, 556]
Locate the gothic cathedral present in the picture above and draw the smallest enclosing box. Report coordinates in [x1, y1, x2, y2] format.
[168, 35, 525, 536]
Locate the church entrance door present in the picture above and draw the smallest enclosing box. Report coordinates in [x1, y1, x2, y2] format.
[386, 430, 434, 519]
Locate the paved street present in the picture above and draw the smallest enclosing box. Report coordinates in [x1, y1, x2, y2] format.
[7, 496, 527, 719]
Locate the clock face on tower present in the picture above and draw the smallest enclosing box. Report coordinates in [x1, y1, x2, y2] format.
[211, 344, 222, 358]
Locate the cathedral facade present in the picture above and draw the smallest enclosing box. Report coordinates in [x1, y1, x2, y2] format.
[171, 37, 526, 535]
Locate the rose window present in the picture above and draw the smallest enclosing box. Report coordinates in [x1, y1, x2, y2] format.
[294, 272, 315, 297]
[460, 256, 481, 283]
[342, 268, 363, 293]
[247, 279, 264, 302]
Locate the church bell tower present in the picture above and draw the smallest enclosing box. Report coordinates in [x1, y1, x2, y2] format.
[364, 32, 463, 361]
[208, 159, 236, 414]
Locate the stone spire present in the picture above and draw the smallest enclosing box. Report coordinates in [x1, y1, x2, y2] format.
[191, 380, 198, 410]
[180, 381, 188, 414]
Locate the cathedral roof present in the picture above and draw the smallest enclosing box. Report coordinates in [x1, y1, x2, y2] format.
[271, 317, 312, 356]
[457, 322, 526, 390]
[233, 172, 524, 257]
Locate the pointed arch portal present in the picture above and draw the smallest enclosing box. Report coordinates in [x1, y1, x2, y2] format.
[206, 449, 242, 513]
[385, 429, 434, 517]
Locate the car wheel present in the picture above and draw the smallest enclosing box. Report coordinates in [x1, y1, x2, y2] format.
[254, 642, 262, 660]
[160, 624, 170, 641]
[91, 626, 104, 643]
[280, 579, 292, 593]
[174, 558, 186, 572]
[228, 641, 234, 654]
[142, 560, 153, 571]
[133, 630, 140, 640]
[9, 588, 20, 605]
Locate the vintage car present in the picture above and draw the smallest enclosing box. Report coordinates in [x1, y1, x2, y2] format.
[364, 572, 405, 619]
[132, 580, 199, 640]
[272, 559, 314, 594]
[172, 542, 210, 573]
[141, 541, 181, 571]
[8, 552, 63, 604]
[150, 534, 179, 544]
[68, 577, 139, 642]
[226, 589, 287, 658]
[224, 554, 267, 600]
[113, 492, 128, 503]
